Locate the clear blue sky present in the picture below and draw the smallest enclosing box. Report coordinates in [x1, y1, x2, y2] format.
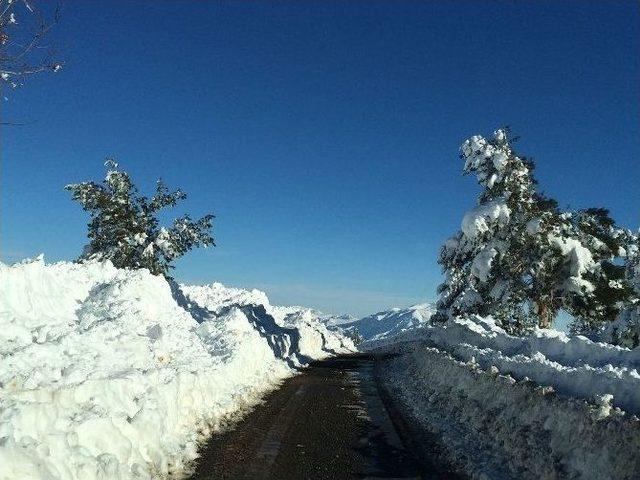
[1, 1, 638, 317]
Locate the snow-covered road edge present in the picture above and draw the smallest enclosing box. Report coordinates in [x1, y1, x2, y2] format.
[361, 314, 640, 416]
[377, 343, 640, 480]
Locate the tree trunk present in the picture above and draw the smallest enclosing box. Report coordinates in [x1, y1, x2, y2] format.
[537, 299, 552, 329]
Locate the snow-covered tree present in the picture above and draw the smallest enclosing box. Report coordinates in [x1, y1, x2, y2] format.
[436, 128, 550, 332]
[598, 232, 640, 346]
[0, 0, 63, 96]
[436, 128, 631, 333]
[66, 160, 214, 276]
[564, 209, 633, 332]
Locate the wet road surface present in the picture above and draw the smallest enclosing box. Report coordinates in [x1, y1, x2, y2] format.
[189, 354, 460, 479]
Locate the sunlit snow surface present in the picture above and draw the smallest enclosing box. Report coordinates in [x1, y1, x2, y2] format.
[357, 309, 640, 415]
[332, 303, 436, 345]
[356, 309, 640, 478]
[0, 256, 354, 480]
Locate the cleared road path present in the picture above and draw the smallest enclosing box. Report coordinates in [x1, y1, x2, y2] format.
[190, 354, 461, 479]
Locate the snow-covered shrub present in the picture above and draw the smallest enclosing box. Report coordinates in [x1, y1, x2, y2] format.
[66, 160, 214, 276]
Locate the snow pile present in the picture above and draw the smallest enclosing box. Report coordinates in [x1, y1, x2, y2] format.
[368, 313, 640, 413]
[409, 315, 640, 415]
[180, 286, 355, 365]
[374, 314, 640, 478]
[378, 345, 640, 480]
[179, 282, 269, 313]
[0, 256, 354, 480]
[337, 303, 436, 346]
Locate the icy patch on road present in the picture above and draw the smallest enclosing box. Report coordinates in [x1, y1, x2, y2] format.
[0, 256, 354, 480]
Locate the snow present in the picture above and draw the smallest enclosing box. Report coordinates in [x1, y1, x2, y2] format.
[378, 344, 640, 480]
[370, 314, 640, 414]
[319, 313, 358, 327]
[461, 199, 510, 239]
[548, 233, 596, 293]
[334, 303, 436, 346]
[0, 256, 354, 480]
[491, 150, 508, 170]
[370, 312, 640, 478]
[525, 217, 542, 234]
[460, 130, 511, 178]
[470, 246, 498, 282]
[180, 282, 270, 313]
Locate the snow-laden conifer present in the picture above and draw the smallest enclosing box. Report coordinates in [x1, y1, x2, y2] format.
[436, 128, 631, 333]
[600, 232, 640, 346]
[66, 160, 214, 276]
[564, 209, 633, 332]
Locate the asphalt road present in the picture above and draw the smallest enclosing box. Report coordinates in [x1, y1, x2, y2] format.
[189, 354, 461, 479]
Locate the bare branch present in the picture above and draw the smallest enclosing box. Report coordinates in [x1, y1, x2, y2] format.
[0, 0, 63, 91]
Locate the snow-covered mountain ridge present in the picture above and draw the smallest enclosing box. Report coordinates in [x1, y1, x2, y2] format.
[331, 303, 436, 345]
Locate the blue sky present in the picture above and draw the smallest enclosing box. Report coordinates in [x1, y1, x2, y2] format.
[2, 1, 638, 317]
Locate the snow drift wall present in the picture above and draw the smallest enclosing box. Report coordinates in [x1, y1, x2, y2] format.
[371, 314, 640, 479]
[0, 256, 354, 480]
[379, 345, 640, 480]
[413, 316, 640, 415]
[365, 313, 640, 415]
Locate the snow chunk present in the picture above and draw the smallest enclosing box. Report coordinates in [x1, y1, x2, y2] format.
[471, 247, 498, 282]
[461, 200, 510, 239]
[493, 129, 506, 143]
[526, 218, 542, 234]
[548, 234, 596, 293]
[491, 150, 509, 170]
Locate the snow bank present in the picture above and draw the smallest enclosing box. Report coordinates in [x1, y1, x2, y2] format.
[179, 282, 269, 313]
[367, 312, 640, 414]
[0, 256, 354, 480]
[398, 315, 640, 416]
[368, 312, 640, 478]
[378, 345, 640, 479]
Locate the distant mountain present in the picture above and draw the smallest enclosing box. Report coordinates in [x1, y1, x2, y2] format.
[320, 313, 359, 327]
[335, 303, 436, 344]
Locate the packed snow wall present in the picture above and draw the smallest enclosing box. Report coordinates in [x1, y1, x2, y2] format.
[0, 256, 354, 480]
[374, 315, 640, 479]
[420, 316, 640, 414]
[379, 345, 640, 480]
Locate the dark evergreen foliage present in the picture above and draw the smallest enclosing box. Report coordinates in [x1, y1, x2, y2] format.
[66, 160, 214, 276]
[436, 128, 634, 334]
